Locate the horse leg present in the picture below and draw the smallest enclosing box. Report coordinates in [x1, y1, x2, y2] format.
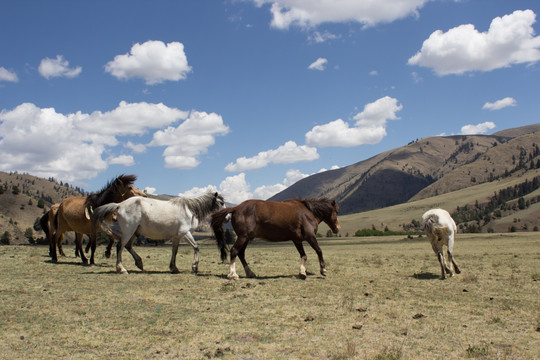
[75, 233, 88, 264]
[125, 236, 143, 271]
[238, 241, 256, 278]
[305, 236, 326, 277]
[105, 237, 114, 258]
[447, 234, 460, 275]
[74, 235, 80, 258]
[50, 231, 61, 263]
[170, 237, 181, 274]
[293, 241, 308, 279]
[181, 231, 200, 274]
[227, 236, 246, 280]
[57, 235, 66, 257]
[116, 234, 133, 275]
[88, 233, 97, 266]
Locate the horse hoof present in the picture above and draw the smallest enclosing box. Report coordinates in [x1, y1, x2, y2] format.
[171, 268, 180, 274]
[105, 251, 111, 259]
[320, 269, 327, 277]
[191, 266, 198, 274]
[227, 274, 239, 280]
[298, 273, 307, 280]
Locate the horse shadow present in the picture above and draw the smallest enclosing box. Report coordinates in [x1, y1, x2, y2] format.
[412, 272, 440, 280]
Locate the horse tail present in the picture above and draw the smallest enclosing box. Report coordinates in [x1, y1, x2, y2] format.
[423, 214, 450, 239]
[40, 213, 50, 239]
[211, 207, 234, 262]
[92, 203, 121, 237]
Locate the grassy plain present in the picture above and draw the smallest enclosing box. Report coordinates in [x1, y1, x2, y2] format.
[1, 233, 539, 359]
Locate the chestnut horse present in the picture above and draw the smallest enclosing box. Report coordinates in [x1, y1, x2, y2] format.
[211, 198, 340, 280]
[50, 174, 146, 265]
[40, 203, 85, 258]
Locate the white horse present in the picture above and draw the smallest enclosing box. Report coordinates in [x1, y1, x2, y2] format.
[421, 208, 461, 280]
[93, 191, 225, 274]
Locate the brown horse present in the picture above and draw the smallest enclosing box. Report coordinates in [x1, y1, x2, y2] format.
[211, 198, 340, 280]
[50, 174, 146, 265]
[40, 203, 86, 258]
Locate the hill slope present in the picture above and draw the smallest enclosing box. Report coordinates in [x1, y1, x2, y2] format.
[270, 123, 540, 215]
[0, 172, 85, 244]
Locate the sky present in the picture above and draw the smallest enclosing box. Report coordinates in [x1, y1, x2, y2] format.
[1, 0, 540, 204]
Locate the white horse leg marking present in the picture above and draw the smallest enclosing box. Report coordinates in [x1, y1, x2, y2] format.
[228, 261, 239, 280]
[182, 232, 199, 273]
[299, 255, 307, 279]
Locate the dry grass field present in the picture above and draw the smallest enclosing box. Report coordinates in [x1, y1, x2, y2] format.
[1, 233, 539, 359]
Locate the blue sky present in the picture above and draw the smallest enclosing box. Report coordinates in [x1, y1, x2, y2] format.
[1, 0, 540, 203]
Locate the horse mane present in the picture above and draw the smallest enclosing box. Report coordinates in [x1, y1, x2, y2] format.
[84, 174, 138, 208]
[171, 191, 221, 220]
[300, 198, 337, 220]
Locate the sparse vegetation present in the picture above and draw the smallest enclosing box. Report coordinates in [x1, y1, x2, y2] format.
[1, 234, 538, 359]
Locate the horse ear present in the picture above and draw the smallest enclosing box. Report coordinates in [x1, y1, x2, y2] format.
[214, 192, 219, 197]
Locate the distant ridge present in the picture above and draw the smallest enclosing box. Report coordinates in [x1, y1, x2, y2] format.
[270, 123, 540, 215]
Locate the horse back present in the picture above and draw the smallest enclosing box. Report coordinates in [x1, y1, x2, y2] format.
[57, 197, 92, 234]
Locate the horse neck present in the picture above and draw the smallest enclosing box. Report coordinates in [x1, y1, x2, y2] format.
[87, 188, 125, 208]
[175, 193, 214, 220]
[303, 199, 332, 223]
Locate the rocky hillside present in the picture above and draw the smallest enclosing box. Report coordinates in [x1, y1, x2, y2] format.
[0, 172, 85, 244]
[270, 123, 540, 214]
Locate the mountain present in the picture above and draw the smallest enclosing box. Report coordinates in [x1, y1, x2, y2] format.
[270, 123, 540, 214]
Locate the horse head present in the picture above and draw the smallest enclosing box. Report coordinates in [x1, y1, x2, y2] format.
[212, 192, 226, 211]
[84, 174, 146, 219]
[302, 198, 340, 234]
[325, 199, 341, 234]
[112, 174, 147, 201]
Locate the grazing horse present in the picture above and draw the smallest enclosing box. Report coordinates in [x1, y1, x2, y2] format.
[211, 198, 340, 280]
[40, 203, 85, 258]
[50, 174, 146, 265]
[422, 208, 461, 280]
[93, 191, 225, 274]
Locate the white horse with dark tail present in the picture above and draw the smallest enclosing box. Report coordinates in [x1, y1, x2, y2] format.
[422, 208, 461, 280]
[93, 191, 225, 274]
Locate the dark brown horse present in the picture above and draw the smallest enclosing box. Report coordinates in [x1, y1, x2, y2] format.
[211, 198, 340, 279]
[50, 174, 146, 265]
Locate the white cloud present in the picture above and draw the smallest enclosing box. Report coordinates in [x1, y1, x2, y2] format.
[108, 155, 135, 166]
[412, 71, 423, 83]
[144, 187, 157, 195]
[408, 10, 540, 75]
[0, 67, 18, 82]
[252, 0, 428, 29]
[0, 102, 226, 183]
[105, 40, 192, 85]
[460, 121, 496, 135]
[305, 96, 402, 147]
[79, 101, 188, 136]
[38, 55, 82, 79]
[310, 31, 339, 43]
[178, 184, 219, 198]
[219, 173, 252, 204]
[369, 70, 378, 76]
[125, 141, 147, 153]
[225, 140, 319, 172]
[149, 111, 229, 169]
[308, 57, 328, 71]
[482, 97, 517, 111]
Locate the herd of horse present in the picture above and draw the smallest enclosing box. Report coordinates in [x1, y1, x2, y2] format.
[41, 174, 459, 280]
